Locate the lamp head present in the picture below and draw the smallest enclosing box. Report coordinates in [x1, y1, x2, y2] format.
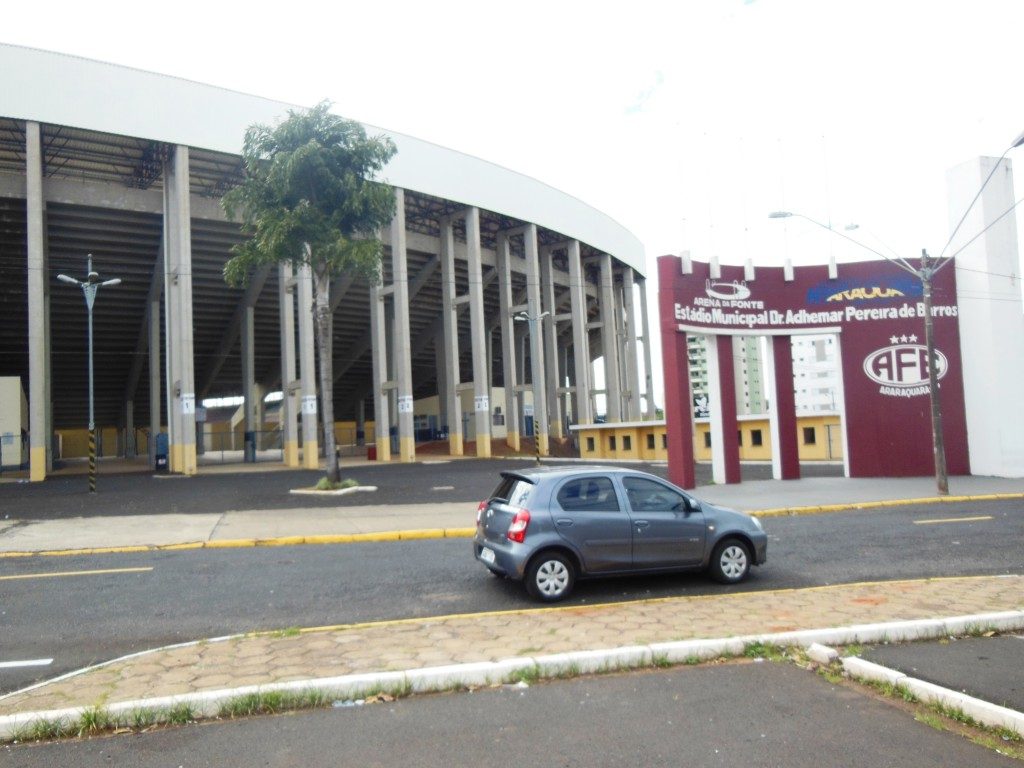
[768, 211, 793, 219]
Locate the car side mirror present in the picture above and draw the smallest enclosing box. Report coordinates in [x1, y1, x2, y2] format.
[685, 497, 700, 513]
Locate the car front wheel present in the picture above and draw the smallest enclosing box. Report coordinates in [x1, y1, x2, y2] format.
[709, 538, 751, 584]
[525, 552, 575, 602]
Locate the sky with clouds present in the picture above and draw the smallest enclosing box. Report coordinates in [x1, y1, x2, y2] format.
[5, 0, 1024, 407]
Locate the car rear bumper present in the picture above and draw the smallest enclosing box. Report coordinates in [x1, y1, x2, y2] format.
[474, 535, 527, 580]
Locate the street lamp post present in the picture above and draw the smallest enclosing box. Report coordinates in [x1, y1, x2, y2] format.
[770, 127, 1024, 496]
[516, 310, 550, 464]
[57, 254, 122, 493]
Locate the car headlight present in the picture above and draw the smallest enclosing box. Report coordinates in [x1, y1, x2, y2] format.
[749, 515, 763, 531]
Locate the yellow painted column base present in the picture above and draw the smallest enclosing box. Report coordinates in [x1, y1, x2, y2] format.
[399, 436, 415, 463]
[476, 437, 492, 458]
[30, 446, 47, 482]
[375, 438, 391, 462]
[170, 443, 198, 475]
[449, 434, 463, 457]
[506, 431, 520, 452]
[302, 440, 320, 469]
[538, 433, 549, 456]
[283, 440, 300, 467]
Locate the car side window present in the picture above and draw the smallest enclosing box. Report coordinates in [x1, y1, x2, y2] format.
[556, 477, 620, 512]
[623, 476, 689, 512]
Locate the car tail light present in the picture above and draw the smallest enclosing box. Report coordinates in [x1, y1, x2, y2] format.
[476, 500, 487, 525]
[507, 508, 531, 543]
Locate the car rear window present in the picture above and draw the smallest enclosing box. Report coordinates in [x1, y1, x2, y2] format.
[490, 475, 533, 507]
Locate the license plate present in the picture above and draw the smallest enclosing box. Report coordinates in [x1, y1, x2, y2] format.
[480, 547, 496, 565]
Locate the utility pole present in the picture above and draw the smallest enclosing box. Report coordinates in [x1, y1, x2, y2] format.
[58, 254, 122, 493]
[919, 249, 949, 495]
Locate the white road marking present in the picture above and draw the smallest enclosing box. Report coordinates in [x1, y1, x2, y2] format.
[0, 566, 153, 581]
[913, 515, 993, 525]
[0, 659, 53, 669]
[432, 486, 455, 491]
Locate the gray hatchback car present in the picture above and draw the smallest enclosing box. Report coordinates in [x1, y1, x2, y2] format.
[474, 466, 767, 601]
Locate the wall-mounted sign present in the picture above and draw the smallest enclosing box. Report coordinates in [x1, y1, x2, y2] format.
[398, 396, 413, 414]
[181, 394, 195, 415]
[658, 255, 968, 479]
[475, 396, 490, 412]
[302, 395, 317, 415]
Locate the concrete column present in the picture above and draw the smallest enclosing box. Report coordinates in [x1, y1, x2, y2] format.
[496, 232, 520, 451]
[277, 262, 300, 466]
[524, 224, 549, 456]
[637, 277, 656, 418]
[541, 249, 563, 439]
[765, 335, 800, 480]
[706, 334, 741, 485]
[622, 269, 642, 421]
[369, 260, 391, 462]
[390, 188, 415, 462]
[439, 216, 463, 455]
[466, 207, 491, 457]
[599, 254, 622, 422]
[297, 262, 319, 469]
[356, 400, 366, 447]
[567, 241, 591, 425]
[125, 400, 136, 457]
[241, 304, 256, 462]
[149, 296, 161, 467]
[163, 145, 197, 475]
[26, 121, 50, 481]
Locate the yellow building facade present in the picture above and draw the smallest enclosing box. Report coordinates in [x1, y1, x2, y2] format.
[573, 415, 843, 463]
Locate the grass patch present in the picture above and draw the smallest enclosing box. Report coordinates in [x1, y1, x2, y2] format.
[76, 707, 111, 735]
[315, 477, 359, 491]
[652, 653, 672, 669]
[510, 665, 542, 685]
[166, 702, 196, 726]
[271, 626, 302, 639]
[743, 641, 786, 661]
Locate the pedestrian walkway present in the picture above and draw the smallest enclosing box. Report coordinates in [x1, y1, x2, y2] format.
[1, 575, 1021, 720]
[2, 473, 1022, 556]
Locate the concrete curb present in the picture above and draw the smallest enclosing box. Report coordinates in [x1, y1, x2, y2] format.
[3, 609, 1022, 742]
[0, 527, 479, 559]
[843, 652, 1024, 737]
[755, 492, 1024, 517]
[288, 485, 378, 497]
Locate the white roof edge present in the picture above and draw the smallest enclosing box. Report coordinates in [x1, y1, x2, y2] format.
[0, 43, 645, 276]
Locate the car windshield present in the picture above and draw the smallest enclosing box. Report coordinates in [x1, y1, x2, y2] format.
[490, 475, 533, 507]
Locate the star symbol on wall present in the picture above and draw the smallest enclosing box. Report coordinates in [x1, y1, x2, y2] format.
[890, 336, 899, 344]
[909, 334, 918, 342]
[900, 335, 909, 343]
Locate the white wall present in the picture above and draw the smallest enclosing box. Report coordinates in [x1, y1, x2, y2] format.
[948, 156, 1024, 477]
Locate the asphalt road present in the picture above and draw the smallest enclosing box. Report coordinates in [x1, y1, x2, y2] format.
[0, 459, 843, 519]
[3, 663, 1017, 767]
[865, 634, 1024, 712]
[1, 498, 1020, 696]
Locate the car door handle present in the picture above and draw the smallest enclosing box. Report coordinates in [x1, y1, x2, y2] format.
[555, 518, 574, 527]
[634, 520, 650, 529]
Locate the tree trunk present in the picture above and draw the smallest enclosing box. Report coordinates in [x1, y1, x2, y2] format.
[313, 265, 339, 483]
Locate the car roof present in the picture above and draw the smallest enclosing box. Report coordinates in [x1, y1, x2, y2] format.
[500, 465, 643, 482]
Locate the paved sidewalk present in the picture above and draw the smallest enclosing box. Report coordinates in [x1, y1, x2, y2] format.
[2, 574, 1022, 718]
[2, 474, 1022, 555]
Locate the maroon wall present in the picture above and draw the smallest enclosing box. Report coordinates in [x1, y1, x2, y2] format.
[658, 255, 969, 478]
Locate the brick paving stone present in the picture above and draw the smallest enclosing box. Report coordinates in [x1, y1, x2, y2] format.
[2, 575, 1021, 717]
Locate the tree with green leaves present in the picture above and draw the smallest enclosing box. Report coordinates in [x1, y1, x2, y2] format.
[223, 100, 397, 483]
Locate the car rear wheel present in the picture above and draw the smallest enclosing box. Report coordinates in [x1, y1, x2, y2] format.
[525, 552, 575, 602]
[709, 538, 751, 584]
